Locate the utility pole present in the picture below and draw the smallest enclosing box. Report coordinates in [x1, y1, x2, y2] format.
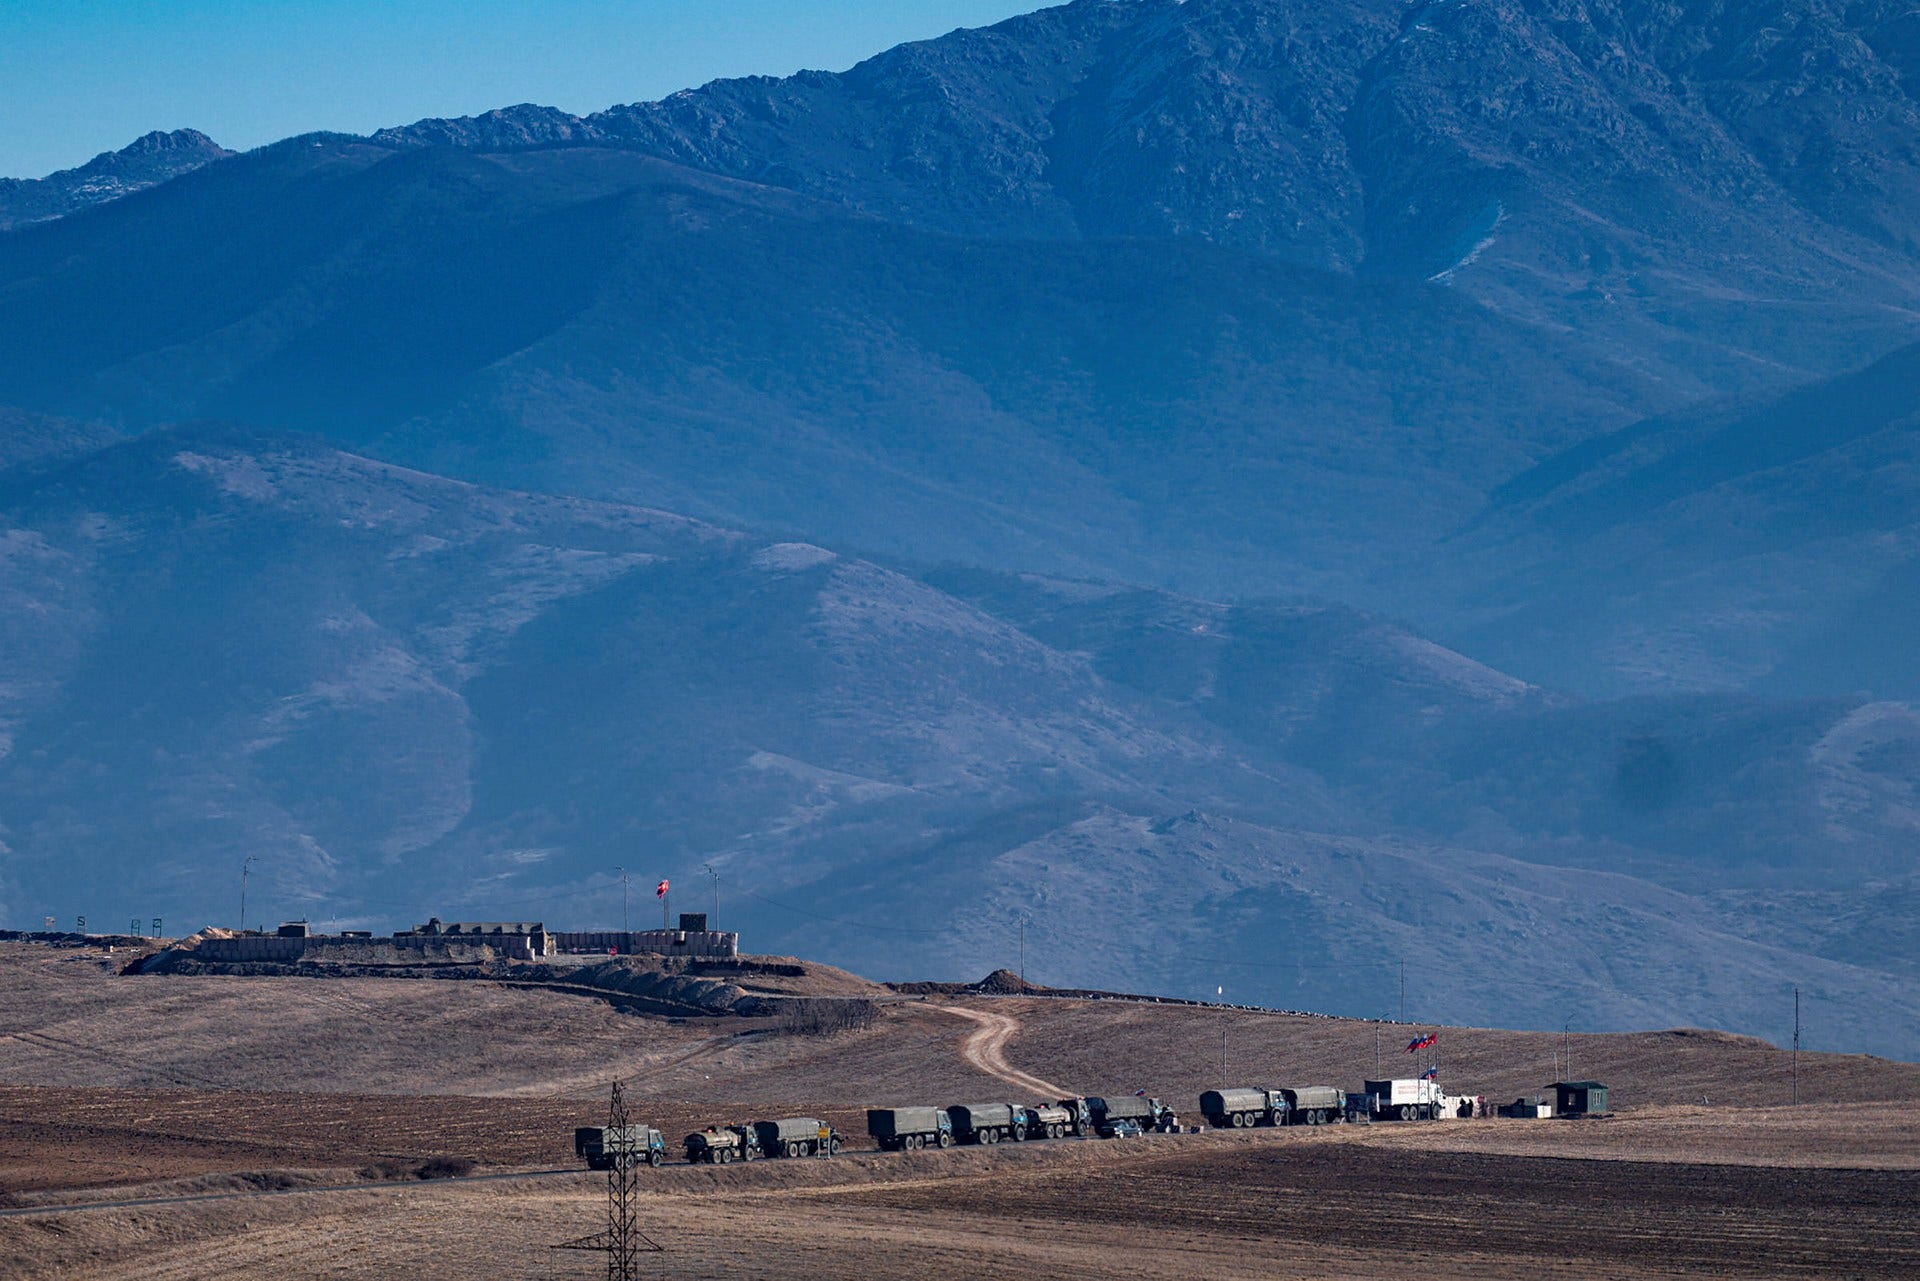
[703, 864, 719, 927]
[240, 854, 258, 932]
[1563, 1021, 1571, 1082]
[1374, 1022, 1381, 1075]
[1792, 987, 1801, 1106]
[1399, 958, 1406, 1024]
[614, 866, 628, 937]
[1018, 917, 1026, 989]
[1221, 1025, 1229, 1087]
[553, 1080, 659, 1279]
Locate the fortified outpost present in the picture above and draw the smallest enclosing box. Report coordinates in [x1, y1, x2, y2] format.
[192, 913, 740, 964]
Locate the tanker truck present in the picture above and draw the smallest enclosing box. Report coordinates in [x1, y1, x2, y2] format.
[1015, 1102, 1074, 1140]
[683, 1124, 761, 1164]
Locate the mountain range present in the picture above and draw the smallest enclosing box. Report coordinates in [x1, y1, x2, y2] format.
[2, 0, 1918, 1053]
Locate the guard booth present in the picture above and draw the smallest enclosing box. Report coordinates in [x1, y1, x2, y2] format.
[1551, 1081, 1610, 1117]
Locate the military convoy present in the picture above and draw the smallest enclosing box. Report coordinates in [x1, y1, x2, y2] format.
[579, 1066, 1576, 1172]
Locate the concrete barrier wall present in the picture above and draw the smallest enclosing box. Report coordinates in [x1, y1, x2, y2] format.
[391, 934, 537, 961]
[194, 935, 540, 963]
[555, 930, 740, 958]
[195, 937, 309, 964]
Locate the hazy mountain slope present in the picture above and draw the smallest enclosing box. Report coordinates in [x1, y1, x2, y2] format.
[381, 0, 1920, 392]
[1453, 343, 1920, 695]
[0, 408, 118, 472]
[807, 807, 1920, 1057]
[0, 129, 230, 230]
[0, 138, 1651, 602]
[0, 426, 1329, 923]
[928, 569, 1920, 887]
[0, 430, 1913, 1051]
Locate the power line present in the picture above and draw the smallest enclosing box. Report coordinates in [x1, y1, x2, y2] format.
[551, 1081, 661, 1279]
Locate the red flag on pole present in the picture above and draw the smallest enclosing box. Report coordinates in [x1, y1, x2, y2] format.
[656, 879, 670, 899]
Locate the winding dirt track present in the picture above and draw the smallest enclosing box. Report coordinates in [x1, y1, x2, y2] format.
[925, 1004, 1068, 1099]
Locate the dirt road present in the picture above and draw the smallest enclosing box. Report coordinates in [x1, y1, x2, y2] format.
[926, 1003, 1069, 1098]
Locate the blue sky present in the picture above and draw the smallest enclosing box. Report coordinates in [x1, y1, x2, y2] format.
[0, 0, 1044, 178]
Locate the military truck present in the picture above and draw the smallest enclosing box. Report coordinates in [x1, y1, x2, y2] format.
[1200, 1087, 1288, 1128]
[1363, 1078, 1443, 1121]
[1015, 1102, 1074, 1141]
[1279, 1085, 1344, 1126]
[752, 1116, 841, 1158]
[683, 1124, 761, 1164]
[575, 1124, 666, 1169]
[868, 1106, 954, 1151]
[1076, 1094, 1178, 1137]
[946, 1102, 1027, 1145]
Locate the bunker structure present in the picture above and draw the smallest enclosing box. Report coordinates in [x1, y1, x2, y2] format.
[1550, 1081, 1610, 1117]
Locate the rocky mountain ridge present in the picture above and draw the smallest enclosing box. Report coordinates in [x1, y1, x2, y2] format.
[373, 0, 1920, 393]
[0, 129, 230, 229]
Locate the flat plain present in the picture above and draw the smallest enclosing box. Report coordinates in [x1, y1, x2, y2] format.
[2, 942, 1916, 1279]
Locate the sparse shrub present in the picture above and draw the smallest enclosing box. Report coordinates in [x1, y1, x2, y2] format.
[414, 1155, 476, 1180]
[772, 998, 879, 1037]
[357, 1157, 412, 1181]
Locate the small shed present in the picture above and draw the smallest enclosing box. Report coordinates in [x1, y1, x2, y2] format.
[1550, 1081, 1609, 1117]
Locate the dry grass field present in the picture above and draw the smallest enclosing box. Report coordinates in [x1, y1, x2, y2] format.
[2, 941, 1917, 1278]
